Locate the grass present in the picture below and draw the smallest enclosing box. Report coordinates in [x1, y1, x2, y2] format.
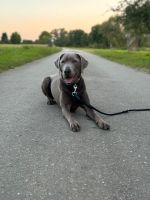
[83, 48, 150, 72]
[0, 45, 61, 72]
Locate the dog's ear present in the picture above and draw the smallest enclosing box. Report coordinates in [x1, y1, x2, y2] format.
[54, 53, 65, 68]
[76, 54, 88, 70]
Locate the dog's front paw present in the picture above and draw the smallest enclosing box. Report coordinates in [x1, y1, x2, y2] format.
[96, 120, 110, 130]
[47, 99, 56, 105]
[70, 120, 80, 132]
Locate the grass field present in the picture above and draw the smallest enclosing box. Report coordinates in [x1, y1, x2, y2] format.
[84, 48, 150, 72]
[0, 45, 61, 72]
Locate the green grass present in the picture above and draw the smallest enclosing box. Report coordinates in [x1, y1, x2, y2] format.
[83, 48, 150, 71]
[0, 45, 61, 72]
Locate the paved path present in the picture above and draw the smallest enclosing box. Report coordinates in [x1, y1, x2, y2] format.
[0, 50, 150, 200]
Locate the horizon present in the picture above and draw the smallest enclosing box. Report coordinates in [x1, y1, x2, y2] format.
[0, 0, 119, 40]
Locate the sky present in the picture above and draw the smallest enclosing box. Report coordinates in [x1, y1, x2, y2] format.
[0, 0, 119, 40]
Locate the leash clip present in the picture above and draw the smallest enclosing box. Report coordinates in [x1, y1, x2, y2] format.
[72, 84, 78, 96]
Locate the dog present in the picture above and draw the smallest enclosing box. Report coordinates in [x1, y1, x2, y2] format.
[41, 52, 110, 132]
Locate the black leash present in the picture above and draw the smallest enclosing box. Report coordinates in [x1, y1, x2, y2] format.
[71, 84, 150, 116]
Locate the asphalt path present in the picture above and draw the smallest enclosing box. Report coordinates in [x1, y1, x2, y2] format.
[0, 49, 150, 200]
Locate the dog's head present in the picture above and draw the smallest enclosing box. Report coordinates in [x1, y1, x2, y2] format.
[55, 53, 88, 85]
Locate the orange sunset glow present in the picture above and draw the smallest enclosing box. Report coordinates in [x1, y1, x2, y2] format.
[0, 0, 119, 40]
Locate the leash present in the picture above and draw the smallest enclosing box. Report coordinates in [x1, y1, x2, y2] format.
[72, 84, 150, 116]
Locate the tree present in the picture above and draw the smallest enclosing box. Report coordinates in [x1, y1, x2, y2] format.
[38, 31, 52, 45]
[1, 32, 9, 43]
[122, 0, 150, 33]
[100, 17, 126, 48]
[51, 28, 68, 46]
[50, 28, 88, 47]
[68, 29, 88, 47]
[10, 32, 21, 44]
[89, 25, 109, 48]
[113, 0, 150, 50]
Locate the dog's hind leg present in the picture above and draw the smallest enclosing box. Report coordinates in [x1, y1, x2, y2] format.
[41, 77, 56, 105]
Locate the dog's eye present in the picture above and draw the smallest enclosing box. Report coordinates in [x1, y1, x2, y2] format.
[72, 60, 78, 63]
[61, 60, 65, 64]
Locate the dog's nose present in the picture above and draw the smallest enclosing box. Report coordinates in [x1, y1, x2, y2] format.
[64, 67, 71, 75]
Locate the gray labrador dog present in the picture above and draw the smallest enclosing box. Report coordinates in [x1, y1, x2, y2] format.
[41, 52, 110, 132]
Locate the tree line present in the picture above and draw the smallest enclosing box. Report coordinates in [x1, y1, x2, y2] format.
[1, 0, 150, 50]
[0, 17, 126, 48]
[37, 16, 127, 48]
